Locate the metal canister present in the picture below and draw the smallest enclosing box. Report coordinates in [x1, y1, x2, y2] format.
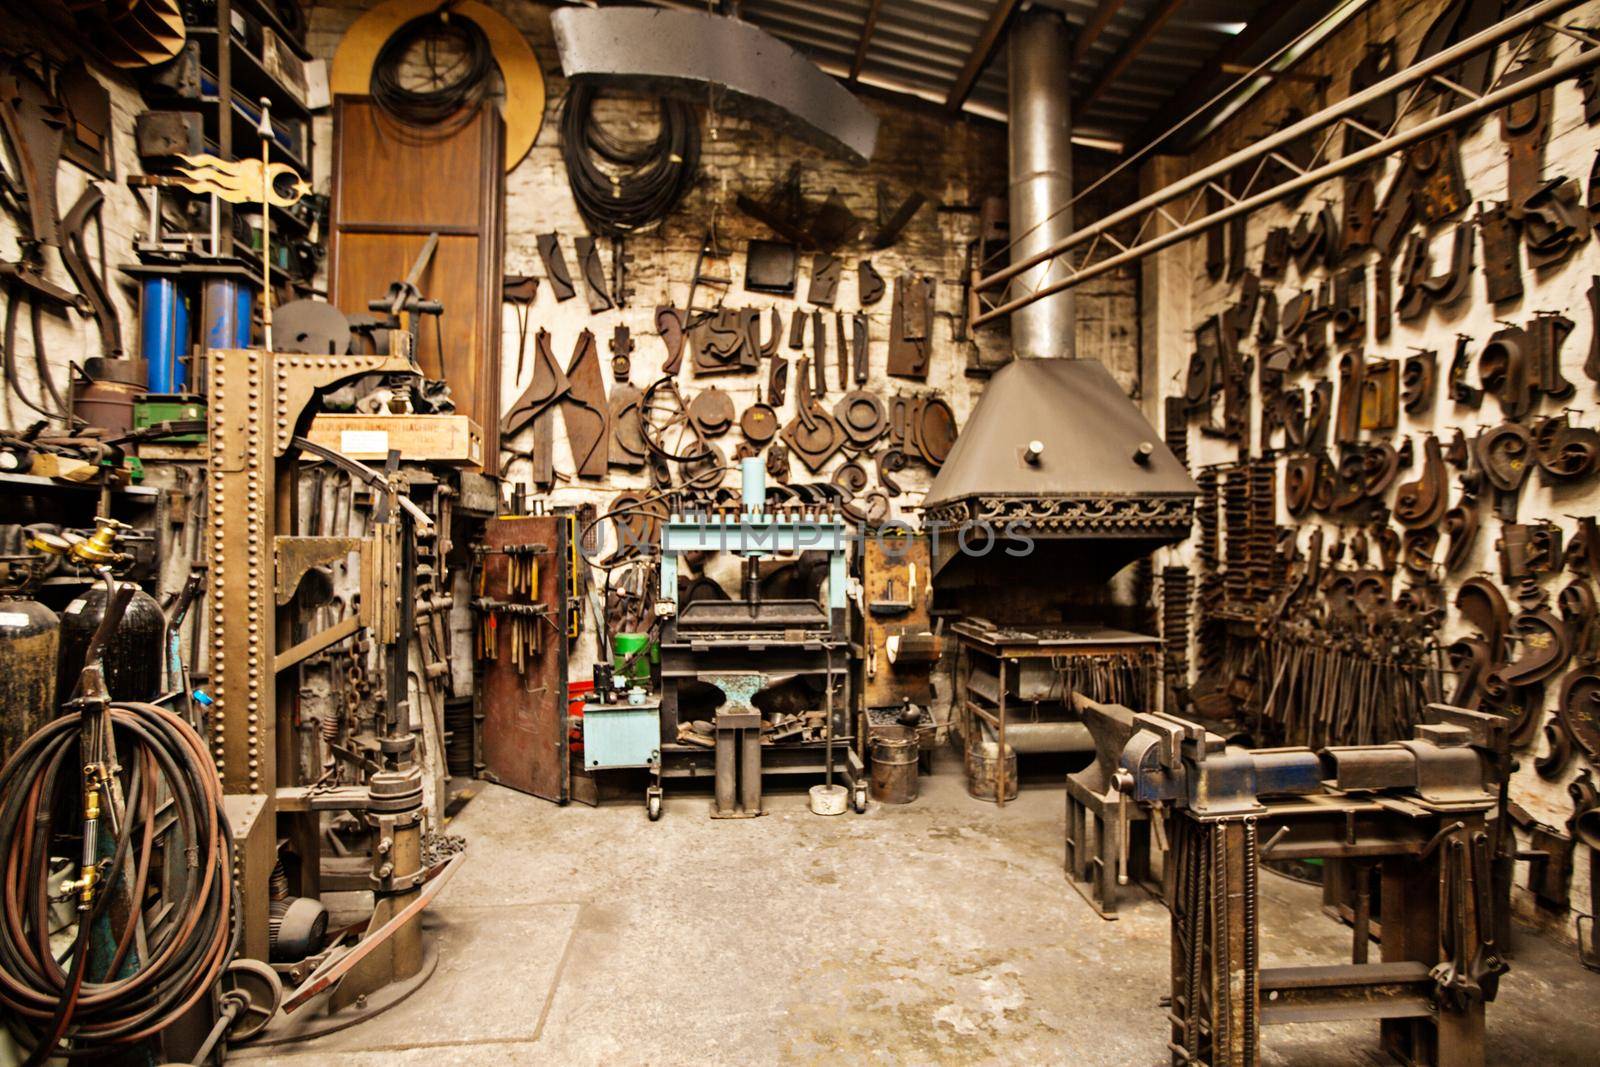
[965, 739, 1019, 803]
[57, 582, 164, 702]
[869, 725, 919, 804]
[0, 598, 59, 765]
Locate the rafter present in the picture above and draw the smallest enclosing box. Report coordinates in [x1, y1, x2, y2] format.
[1071, 0, 1127, 64]
[1129, 1, 1305, 152]
[1077, 0, 1190, 109]
[849, 0, 885, 84]
[944, 0, 1022, 114]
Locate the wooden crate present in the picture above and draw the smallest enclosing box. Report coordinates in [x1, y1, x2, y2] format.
[307, 414, 484, 467]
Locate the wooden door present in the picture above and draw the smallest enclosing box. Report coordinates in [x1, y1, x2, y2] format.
[477, 515, 570, 801]
[328, 96, 505, 474]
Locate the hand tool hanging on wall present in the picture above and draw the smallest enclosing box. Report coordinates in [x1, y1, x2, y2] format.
[503, 276, 539, 380]
[574, 236, 614, 313]
[537, 233, 576, 301]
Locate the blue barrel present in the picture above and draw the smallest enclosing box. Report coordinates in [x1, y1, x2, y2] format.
[141, 277, 190, 393]
[204, 278, 253, 351]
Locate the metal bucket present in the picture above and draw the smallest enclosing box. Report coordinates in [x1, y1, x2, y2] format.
[869, 725, 919, 804]
[965, 739, 1018, 803]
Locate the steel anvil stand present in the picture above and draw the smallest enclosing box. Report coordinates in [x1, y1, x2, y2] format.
[1082, 697, 1509, 1067]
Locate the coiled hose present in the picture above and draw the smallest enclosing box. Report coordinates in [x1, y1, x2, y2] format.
[0, 701, 235, 1062]
[370, 4, 495, 131]
[560, 83, 701, 237]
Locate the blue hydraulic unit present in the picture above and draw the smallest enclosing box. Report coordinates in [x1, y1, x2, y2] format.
[655, 457, 866, 817]
[131, 268, 256, 395]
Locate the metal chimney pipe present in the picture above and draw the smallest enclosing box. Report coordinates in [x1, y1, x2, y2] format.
[1007, 8, 1074, 360]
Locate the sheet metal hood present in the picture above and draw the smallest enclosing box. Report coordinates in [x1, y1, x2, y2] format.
[922, 359, 1195, 575]
[551, 7, 879, 162]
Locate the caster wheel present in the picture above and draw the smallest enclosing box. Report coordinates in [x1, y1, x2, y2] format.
[647, 791, 663, 821]
[851, 786, 868, 814]
[220, 958, 282, 1041]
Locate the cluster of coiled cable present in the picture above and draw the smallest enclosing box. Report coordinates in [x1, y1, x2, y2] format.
[371, 5, 495, 129]
[560, 84, 701, 237]
[0, 701, 235, 1062]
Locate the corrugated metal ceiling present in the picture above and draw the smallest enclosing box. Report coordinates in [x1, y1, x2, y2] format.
[584, 1, 1347, 153]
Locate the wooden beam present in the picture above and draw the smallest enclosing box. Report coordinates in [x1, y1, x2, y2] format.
[1077, 0, 1189, 109]
[944, 0, 1022, 114]
[849, 0, 885, 84]
[1071, 0, 1127, 65]
[1129, 2, 1303, 152]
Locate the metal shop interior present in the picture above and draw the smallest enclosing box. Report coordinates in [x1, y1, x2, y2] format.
[6, 0, 1600, 1064]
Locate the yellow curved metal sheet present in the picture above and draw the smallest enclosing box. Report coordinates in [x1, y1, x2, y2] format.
[330, 0, 543, 172]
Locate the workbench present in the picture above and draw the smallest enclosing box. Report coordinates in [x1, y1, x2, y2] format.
[951, 620, 1159, 806]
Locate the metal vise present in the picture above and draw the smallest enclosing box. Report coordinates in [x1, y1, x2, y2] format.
[1077, 700, 1502, 820]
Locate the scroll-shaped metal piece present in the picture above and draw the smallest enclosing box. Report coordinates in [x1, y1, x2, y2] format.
[858, 260, 885, 305]
[574, 237, 614, 313]
[1442, 498, 1479, 573]
[1401, 349, 1436, 413]
[1457, 575, 1511, 662]
[1395, 434, 1448, 528]
[538, 234, 577, 301]
[1448, 333, 1482, 407]
[1498, 609, 1572, 688]
[1559, 668, 1600, 762]
[1480, 327, 1535, 419]
[656, 305, 687, 375]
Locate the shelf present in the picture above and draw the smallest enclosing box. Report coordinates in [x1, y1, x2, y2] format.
[0, 472, 159, 499]
[231, 0, 314, 63]
[190, 26, 312, 119]
[196, 94, 311, 176]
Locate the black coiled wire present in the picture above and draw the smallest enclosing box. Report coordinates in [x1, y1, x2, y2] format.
[0, 701, 235, 1061]
[371, 5, 495, 129]
[560, 84, 701, 237]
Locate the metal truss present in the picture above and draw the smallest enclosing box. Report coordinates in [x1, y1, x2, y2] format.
[971, 0, 1600, 328]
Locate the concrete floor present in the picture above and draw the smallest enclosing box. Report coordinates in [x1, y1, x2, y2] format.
[238, 753, 1600, 1066]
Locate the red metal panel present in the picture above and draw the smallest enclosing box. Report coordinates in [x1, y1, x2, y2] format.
[478, 515, 570, 801]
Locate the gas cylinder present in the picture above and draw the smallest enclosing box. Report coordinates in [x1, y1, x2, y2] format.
[0, 598, 60, 764]
[57, 582, 164, 703]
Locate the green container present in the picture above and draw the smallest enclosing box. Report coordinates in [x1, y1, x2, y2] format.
[613, 632, 654, 685]
[134, 399, 207, 443]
